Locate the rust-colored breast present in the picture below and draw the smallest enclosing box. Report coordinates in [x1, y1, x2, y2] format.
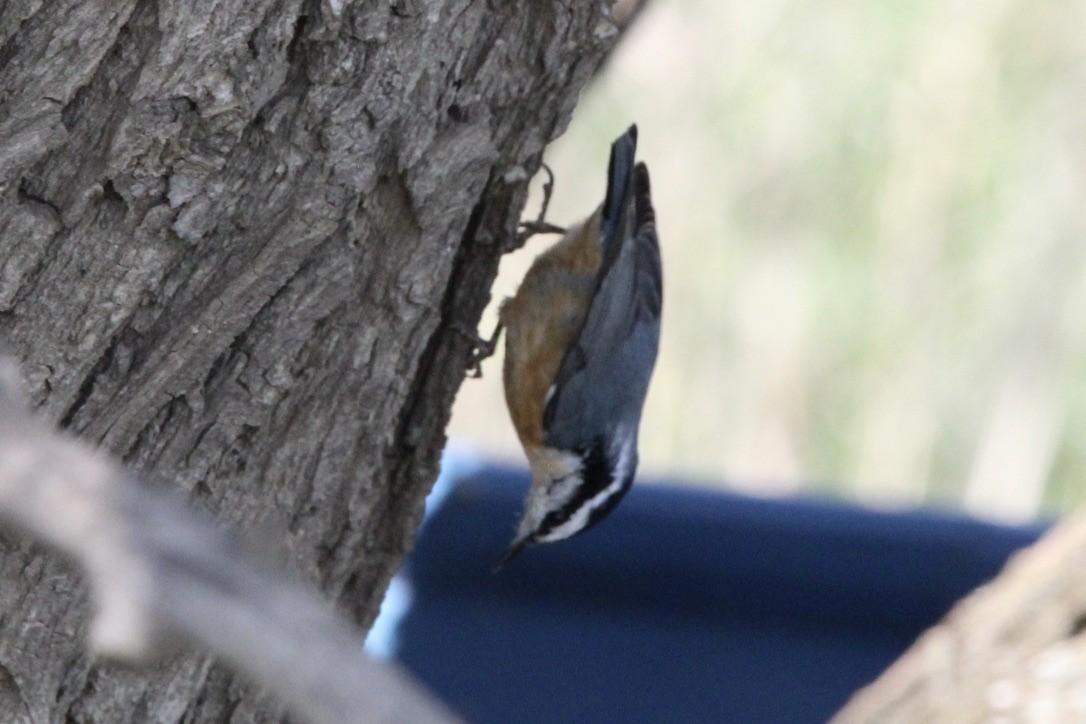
[500, 215, 601, 454]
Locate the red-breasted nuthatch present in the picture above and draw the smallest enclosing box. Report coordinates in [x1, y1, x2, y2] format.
[469, 126, 661, 568]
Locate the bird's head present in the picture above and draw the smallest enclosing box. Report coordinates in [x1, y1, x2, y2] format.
[494, 432, 636, 570]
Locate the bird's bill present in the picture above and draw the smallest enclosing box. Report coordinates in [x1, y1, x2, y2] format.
[492, 535, 532, 572]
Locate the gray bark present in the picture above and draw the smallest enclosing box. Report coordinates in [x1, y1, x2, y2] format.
[0, 0, 614, 719]
[0, 357, 455, 724]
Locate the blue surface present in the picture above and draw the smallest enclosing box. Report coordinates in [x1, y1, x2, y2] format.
[388, 461, 1046, 723]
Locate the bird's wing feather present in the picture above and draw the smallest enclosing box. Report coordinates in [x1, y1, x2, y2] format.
[543, 161, 661, 452]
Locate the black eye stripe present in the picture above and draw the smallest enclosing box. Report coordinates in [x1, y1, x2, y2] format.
[535, 439, 618, 538]
[545, 471, 577, 493]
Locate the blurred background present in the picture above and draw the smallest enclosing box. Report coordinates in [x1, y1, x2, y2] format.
[449, 0, 1086, 522]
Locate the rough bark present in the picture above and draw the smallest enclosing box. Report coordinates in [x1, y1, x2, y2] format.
[0, 358, 454, 724]
[0, 0, 615, 719]
[834, 513, 1086, 723]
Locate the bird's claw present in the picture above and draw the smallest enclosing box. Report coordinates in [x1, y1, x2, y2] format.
[511, 164, 566, 248]
[453, 321, 504, 379]
[517, 220, 567, 239]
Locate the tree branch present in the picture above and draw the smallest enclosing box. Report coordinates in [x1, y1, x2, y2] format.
[835, 512, 1086, 722]
[0, 358, 455, 724]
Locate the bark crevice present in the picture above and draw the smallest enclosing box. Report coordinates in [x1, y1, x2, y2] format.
[0, 0, 615, 717]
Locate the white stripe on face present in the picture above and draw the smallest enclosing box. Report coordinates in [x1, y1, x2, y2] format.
[536, 426, 636, 542]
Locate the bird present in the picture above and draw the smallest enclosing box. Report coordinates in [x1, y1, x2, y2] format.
[467, 125, 662, 569]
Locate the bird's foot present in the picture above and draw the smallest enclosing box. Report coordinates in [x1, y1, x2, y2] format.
[452, 320, 504, 379]
[510, 164, 566, 249]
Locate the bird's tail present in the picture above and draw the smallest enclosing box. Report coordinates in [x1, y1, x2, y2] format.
[600, 124, 639, 263]
[632, 162, 654, 231]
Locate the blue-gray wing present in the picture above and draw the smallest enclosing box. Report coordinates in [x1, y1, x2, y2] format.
[543, 162, 661, 454]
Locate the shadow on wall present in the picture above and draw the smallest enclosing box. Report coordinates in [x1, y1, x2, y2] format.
[367, 446, 1046, 723]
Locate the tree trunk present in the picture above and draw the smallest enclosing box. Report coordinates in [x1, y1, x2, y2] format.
[0, 0, 614, 719]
